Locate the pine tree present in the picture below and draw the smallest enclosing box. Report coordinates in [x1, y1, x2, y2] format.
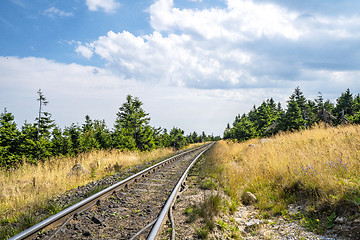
[305, 99, 317, 127]
[315, 92, 335, 125]
[51, 126, 70, 156]
[334, 89, 353, 124]
[93, 119, 111, 149]
[353, 94, 360, 124]
[0, 109, 20, 167]
[291, 87, 307, 113]
[169, 127, 187, 150]
[64, 123, 82, 155]
[232, 115, 257, 141]
[281, 99, 306, 131]
[223, 123, 231, 139]
[113, 95, 153, 150]
[290, 87, 312, 126]
[161, 129, 171, 148]
[80, 115, 100, 152]
[19, 122, 41, 162]
[256, 100, 280, 135]
[35, 89, 54, 139]
[152, 127, 164, 147]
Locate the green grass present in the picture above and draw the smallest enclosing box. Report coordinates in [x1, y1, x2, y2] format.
[200, 178, 218, 190]
[195, 227, 209, 239]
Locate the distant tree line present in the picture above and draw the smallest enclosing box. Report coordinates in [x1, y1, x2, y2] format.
[0, 90, 220, 168]
[224, 87, 360, 141]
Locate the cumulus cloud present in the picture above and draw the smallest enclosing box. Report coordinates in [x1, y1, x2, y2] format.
[85, 0, 120, 13]
[76, 44, 94, 59]
[0, 56, 274, 135]
[43, 7, 74, 18]
[76, 0, 360, 90]
[150, 0, 301, 40]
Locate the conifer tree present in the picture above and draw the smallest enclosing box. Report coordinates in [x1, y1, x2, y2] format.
[353, 94, 360, 124]
[64, 123, 82, 155]
[80, 115, 100, 152]
[0, 109, 20, 167]
[36, 89, 54, 139]
[51, 126, 70, 156]
[169, 127, 187, 149]
[93, 119, 111, 149]
[291, 87, 307, 113]
[334, 89, 353, 123]
[223, 123, 231, 139]
[113, 95, 154, 150]
[19, 122, 41, 162]
[315, 92, 335, 124]
[281, 99, 306, 131]
[232, 115, 257, 141]
[161, 128, 171, 147]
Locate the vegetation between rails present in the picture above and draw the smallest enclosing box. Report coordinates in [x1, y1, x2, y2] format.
[209, 124, 360, 233]
[180, 152, 240, 239]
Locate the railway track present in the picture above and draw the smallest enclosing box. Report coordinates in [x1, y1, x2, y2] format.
[10, 142, 215, 240]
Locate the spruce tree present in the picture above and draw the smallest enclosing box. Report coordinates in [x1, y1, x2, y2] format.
[223, 123, 231, 139]
[93, 119, 111, 149]
[36, 89, 54, 139]
[80, 115, 100, 152]
[113, 95, 153, 150]
[282, 99, 306, 131]
[51, 126, 69, 156]
[334, 89, 353, 123]
[0, 109, 20, 167]
[232, 115, 257, 141]
[169, 127, 187, 149]
[315, 92, 335, 125]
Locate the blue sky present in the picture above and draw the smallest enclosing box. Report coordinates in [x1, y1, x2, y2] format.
[1, 0, 360, 136]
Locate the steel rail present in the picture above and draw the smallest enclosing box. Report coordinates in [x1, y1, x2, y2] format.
[9, 144, 209, 240]
[147, 142, 215, 240]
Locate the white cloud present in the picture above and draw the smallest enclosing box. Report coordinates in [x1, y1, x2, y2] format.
[85, 0, 120, 13]
[76, 0, 360, 91]
[76, 45, 94, 59]
[80, 30, 252, 88]
[43, 7, 74, 18]
[149, 0, 302, 40]
[0, 56, 273, 135]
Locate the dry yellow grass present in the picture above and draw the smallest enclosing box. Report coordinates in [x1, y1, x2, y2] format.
[0, 147, 175, 222]
[207, 124, 360, 214]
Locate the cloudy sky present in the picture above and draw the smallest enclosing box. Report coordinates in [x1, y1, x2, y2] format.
[1, 0, 359, 136]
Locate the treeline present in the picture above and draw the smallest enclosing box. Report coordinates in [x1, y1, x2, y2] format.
[0, 91, 220, 168]
[224, 87, 360, 141]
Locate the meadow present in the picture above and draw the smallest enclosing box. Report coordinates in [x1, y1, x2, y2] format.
[207, 124, 360, 227]
[0, 147, 179, 227]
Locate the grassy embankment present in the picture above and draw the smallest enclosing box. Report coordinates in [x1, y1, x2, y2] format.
[0, 144, 203, 238]
[206, 124, 360, 232]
